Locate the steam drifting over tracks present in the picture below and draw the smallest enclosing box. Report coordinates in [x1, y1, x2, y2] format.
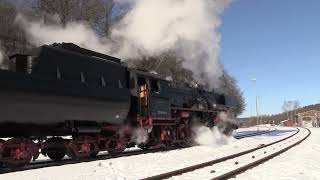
[142, 128, 309, 180]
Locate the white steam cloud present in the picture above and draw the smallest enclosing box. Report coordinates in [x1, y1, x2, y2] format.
[16, 0, 231, 88]
[0, 51, 3, 65]
[0, 42, 3, 65]
[192, 112, 236, 147]
[15, 15, 112, 54]
[194, 126, 233, 146]
[219, 111, 236, 123]
[113, 0, 230, 87]
[131, 128, 149, 144]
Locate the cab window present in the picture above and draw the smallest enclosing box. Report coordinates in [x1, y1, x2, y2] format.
[150, 79, 160, 93]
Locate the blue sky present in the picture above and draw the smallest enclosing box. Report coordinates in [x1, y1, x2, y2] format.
[219, 0, 320, 117]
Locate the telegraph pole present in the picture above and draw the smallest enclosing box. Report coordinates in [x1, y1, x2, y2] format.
[251, 78, 259, 131]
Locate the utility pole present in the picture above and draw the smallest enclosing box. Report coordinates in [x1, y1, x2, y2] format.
[293, 100, 300, 126]
[288, 100, 293, 120]
[258, 96, 262, 124]
[251, 78, 259, 131]
[256, 95, 259, 126]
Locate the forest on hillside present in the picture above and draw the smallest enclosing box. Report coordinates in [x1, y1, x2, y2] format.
[244, 103, 320, 126]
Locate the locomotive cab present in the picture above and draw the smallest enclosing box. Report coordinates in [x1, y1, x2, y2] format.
[138, 77, 148, 116]
[128, 69, 171, 121]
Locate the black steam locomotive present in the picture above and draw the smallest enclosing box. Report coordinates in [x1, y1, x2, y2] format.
[0, 43, 237, 167]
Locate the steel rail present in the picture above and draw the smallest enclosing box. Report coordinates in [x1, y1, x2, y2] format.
[0, 147, 176, 174]
[141, 128, 300, 180]
[212, 128, 311, 180]
[233, 129, 275, 139]
[0, 129, 280, 174]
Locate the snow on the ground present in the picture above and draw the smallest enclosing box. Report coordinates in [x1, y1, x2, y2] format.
[233, 126, 274, 136]
[235, 128, 320, 180]
[0, 126, 297, 180]
[172, 127, 308, 180]
[33, 146, 141, 163]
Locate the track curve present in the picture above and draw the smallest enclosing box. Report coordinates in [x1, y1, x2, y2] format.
[0, 128, 280, 175]
[142, 128, 302, 180]
[212, 128, 310, 180]
[233, 129, 275, 139]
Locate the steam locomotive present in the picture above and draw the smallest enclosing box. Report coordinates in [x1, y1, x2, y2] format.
[0, 43, 237, 167]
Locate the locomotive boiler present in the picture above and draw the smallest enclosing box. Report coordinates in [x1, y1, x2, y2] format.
[0, 43, 237, 168]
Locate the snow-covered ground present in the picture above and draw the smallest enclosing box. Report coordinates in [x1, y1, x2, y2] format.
[0, 126, 306, 180]
[173, 127, 309, 179]
[235, 128, 320, 180]
[233, 126, 274, 136]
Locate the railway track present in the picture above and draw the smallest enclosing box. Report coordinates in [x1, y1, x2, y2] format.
[233, 129, 275, 139]
[211, 128, 310, 180]
[0, 128, 276, 174]
[142, 128, 308, 180]
[0, 146, 174, 174]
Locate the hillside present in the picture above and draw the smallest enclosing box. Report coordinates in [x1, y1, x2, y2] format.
[243, 103, 320, 125]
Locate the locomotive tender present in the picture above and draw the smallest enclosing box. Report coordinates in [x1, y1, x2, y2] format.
[0, 43, 236, 167]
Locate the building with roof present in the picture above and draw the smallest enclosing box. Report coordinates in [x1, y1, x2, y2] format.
[297, 110, 320, 127]
[281, 119, 295, 127]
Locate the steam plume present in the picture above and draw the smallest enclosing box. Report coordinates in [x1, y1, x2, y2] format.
[0, 42, 3, 65]
[194, 126, 233, 146]
[16, 0, 231, 88]
[192, 111, 236, 147]
[112, 0, 230, 88]
[0, 51, 3, 65]
[15, 15, 112, 54]
[217, 112, 238, 136]
[131, 128, 148, 144]
[219, 111, 235, 123]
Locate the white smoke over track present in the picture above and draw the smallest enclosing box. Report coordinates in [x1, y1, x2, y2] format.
[0, 42, 3, 65]
[16, 0, 231, 88]
[0, 51, 3, 65]
[194, 126, 233, 147]
[193, 112, 237, 146]
[219, 111, 236, 123]
[131, 128, 149, 144]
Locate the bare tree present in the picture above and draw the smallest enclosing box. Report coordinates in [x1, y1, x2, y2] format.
[33, 0, 114, 35]
[132, 52, 195, 85]
[102, 0, 114, 35]
[218, 70, 246, 116]
[34, 0, 77, 25]
[293, 101, 300, 111]
[0, 0, 31, 68]
[282, 100, 300, 120]
[282, 101, 290, 119]
[292, 100, 300, 124]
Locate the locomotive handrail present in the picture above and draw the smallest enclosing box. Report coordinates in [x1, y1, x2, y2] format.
[171, 106, 234, 112]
